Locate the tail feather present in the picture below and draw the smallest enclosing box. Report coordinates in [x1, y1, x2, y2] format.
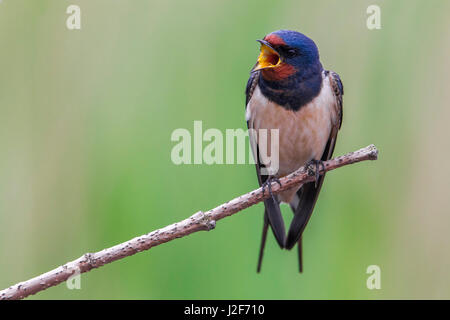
[290, 199, 304, 273]
[257, 211, 269, 273]
[297, 237, 303, 273]
[285, 181, 322, 250]
[264, 196, 285, 249]
[257, 196, 286, 272]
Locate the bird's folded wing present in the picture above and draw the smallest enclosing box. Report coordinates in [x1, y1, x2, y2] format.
[246, 71, 286, 248]
[285, 70, 344, 249]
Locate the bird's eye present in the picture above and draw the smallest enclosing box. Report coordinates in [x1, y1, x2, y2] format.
[287, 49, 297, 57]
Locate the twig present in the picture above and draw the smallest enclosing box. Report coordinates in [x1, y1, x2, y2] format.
[0, 144, 378, 300]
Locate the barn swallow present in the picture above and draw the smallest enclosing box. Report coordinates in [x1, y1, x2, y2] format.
[245, 30, 343, 272]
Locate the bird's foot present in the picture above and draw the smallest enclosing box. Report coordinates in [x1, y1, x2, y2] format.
[306, 159, 325, 188]
[261, 176, 282, 199]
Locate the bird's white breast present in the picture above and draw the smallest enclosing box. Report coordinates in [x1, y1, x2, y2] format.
[247, 75, 338, 202]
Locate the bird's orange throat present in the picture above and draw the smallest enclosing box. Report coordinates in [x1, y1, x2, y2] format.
[261, 63, 297, 81]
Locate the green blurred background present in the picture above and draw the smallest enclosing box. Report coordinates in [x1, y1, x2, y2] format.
[1, 0, 449, 299]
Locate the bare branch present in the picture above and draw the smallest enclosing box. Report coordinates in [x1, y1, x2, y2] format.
[0, 144, 378, 300]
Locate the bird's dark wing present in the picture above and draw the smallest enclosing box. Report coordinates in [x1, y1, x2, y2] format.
[246, 71, 286, 272]
[245, 71, 259, 106]
[285, 71, 344, 256]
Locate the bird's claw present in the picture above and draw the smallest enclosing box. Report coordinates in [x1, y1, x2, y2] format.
[306, 159, 325, 188]
[261, 176, 282, 199]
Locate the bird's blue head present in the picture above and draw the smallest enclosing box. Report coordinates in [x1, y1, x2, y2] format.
[252, 30, 322, 81]
[251, 30, 324, 110]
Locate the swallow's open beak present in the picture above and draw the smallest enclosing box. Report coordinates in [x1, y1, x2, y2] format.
[251, 39, 282, 73]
